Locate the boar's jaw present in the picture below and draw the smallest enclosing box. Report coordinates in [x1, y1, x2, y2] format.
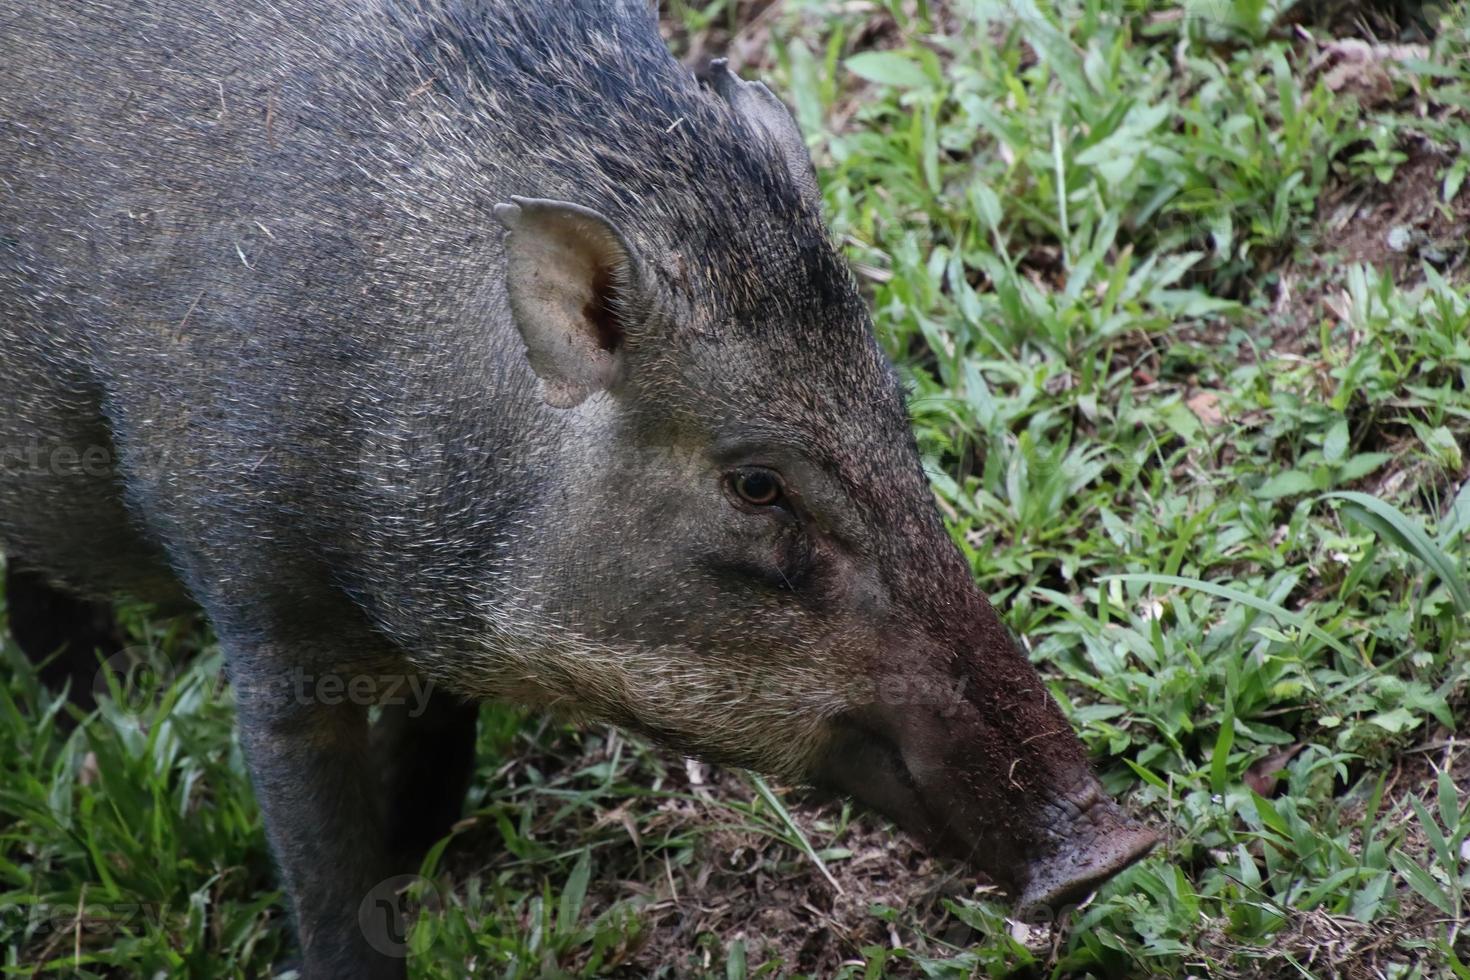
[814, 703, 1157, 913]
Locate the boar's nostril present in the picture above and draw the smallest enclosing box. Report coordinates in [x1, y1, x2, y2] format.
[1016, 800, 1159, 916]
[1047, 779, 1107, 825]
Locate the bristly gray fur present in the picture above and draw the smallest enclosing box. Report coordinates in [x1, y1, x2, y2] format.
[0, 0, 903, 763]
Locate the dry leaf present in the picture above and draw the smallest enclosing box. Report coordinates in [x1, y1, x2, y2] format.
[1244, 743, 1305, 796]
[1323, 290, 1353, 325]
[1312, 39, 1428, 108]
[79, 751, 100, 787]
[1187, 391, 1225, 427]
[593, 804, 643, 848]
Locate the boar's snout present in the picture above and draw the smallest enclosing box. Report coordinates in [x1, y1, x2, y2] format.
[812, 629, 1157, 912]
[1013, 784, 1160, 911]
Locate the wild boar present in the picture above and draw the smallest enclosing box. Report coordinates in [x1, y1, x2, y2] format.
[0, 1, 1156, 975]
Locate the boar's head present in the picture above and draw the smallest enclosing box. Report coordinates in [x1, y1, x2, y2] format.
[478, 62, 1155, 910]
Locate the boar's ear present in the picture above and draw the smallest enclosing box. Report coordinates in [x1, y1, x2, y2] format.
[492, 196, 640, 409]
[701, 58, 819, 201]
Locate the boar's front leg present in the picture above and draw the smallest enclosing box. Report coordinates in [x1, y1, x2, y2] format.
[377, 688, 480, 868]
[228, 644, 406, 980]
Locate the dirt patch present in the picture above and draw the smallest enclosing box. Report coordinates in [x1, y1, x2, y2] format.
[1318, 144, 1469, 279]
[436, 731, 1010, 976]
[1259, 139, 1469, 357]
[617, 787, 963, 976]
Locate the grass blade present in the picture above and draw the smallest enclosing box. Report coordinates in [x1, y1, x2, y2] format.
[1321, 491, 1470, 615]
[1389, 851, 1454, 916]
[745, 772, 843, 895]
[1211, 691, 1234, 796]
[558, 847, 591, 931]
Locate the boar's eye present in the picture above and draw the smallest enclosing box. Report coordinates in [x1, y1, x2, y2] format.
[727, 467, 786, 510]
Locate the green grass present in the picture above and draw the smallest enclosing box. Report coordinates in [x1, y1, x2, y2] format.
[5, 1, 1470, 976]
